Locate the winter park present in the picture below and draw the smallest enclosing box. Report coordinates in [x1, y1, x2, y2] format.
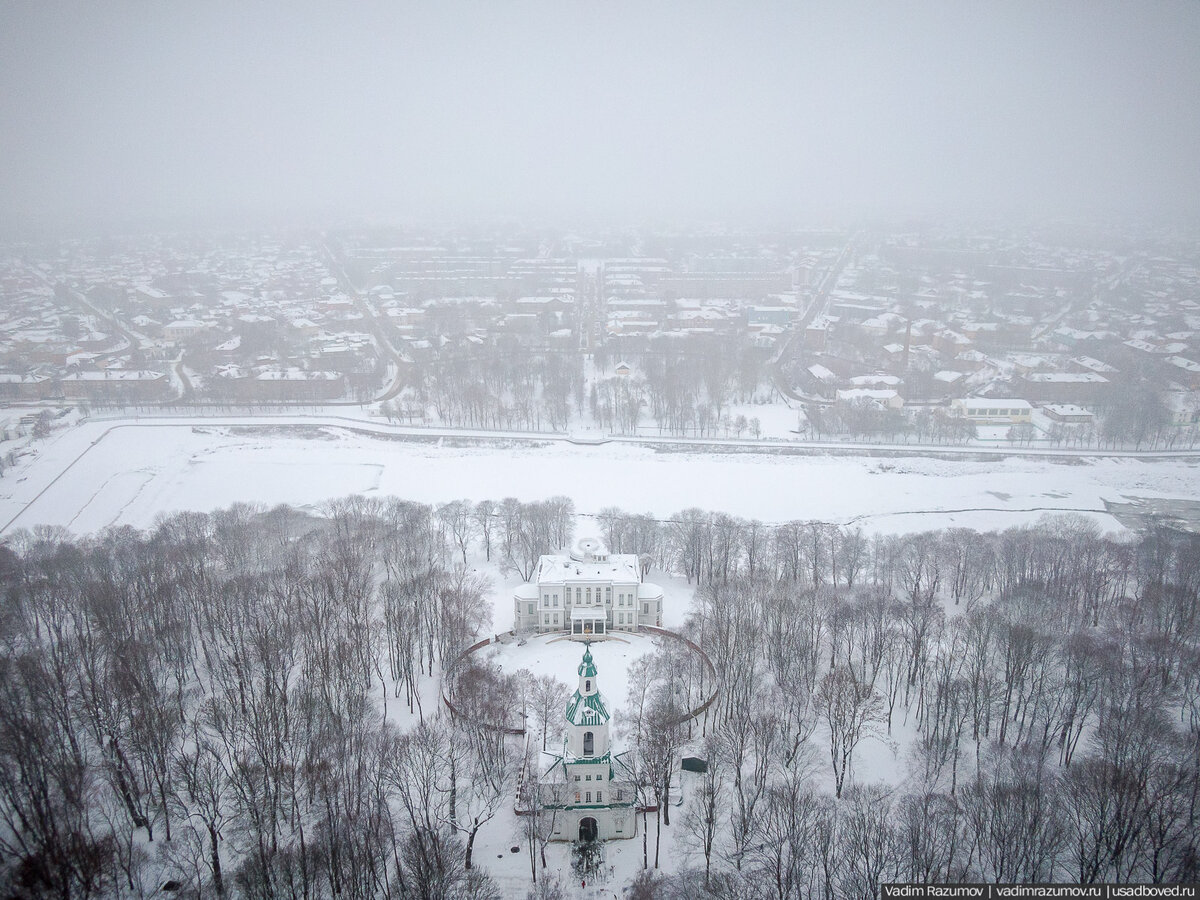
[3, 2, 1200, 898]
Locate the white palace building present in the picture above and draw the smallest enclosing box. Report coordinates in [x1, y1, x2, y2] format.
[513, 538, 664, 637]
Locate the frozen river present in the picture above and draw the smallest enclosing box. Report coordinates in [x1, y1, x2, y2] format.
[2, 418, 1197, 536]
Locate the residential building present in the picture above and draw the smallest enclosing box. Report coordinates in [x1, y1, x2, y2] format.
[950, 398, 1033, 424]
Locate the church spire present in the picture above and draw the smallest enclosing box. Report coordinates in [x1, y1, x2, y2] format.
[565, 643, 609, 732]
[577, 642, 598, 697]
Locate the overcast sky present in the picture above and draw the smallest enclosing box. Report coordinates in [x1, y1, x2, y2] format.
[2, 1, 1199, 230]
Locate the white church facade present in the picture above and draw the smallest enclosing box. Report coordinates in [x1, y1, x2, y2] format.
[513, 537, 664, 636]
[537, 645, 638, 841]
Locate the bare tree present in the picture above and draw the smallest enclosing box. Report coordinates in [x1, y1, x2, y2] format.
[682, 734, 724, 888]
[530, 674, 569, 751]
[816, 666, 885, 799]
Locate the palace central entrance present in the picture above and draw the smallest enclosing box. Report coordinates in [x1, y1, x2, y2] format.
[570, 608, 606, 637]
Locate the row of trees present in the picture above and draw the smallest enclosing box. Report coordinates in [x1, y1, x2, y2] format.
[386, 335, 774, 438]
[650, 518, 1200, 895]
[601, 507, 1150, 618]
[817, 399, 1198, 453]
[0, 494, 574, 898]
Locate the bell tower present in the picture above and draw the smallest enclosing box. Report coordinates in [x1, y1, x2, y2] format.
[565, 644, 610, 760]
[537, 641, 638, 842]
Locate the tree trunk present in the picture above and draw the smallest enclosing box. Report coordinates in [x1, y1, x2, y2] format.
[654, 808, 661, 868]
[209, 824, 224, 897]
[465, 825, 478, 870]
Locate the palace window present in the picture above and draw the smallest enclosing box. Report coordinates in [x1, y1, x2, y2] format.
[605, 587, 611, 603]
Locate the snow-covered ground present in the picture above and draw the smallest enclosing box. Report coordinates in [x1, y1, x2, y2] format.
[480, 633, 666, 725]
[2, 417, 1197, 536]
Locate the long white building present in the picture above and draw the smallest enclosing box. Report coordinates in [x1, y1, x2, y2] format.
[513, 537, 664, 636]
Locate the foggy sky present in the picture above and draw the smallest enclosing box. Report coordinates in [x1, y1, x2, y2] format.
[2, 1, 1199, 230]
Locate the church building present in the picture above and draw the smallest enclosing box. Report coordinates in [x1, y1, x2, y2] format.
[537, 645, 638, 842]
[514, 537, 664, 636]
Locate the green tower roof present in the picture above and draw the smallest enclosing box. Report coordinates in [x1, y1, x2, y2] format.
[566, 689, 610, 726]
[566, 644, 609, 726]
[578, 645, 598, 678]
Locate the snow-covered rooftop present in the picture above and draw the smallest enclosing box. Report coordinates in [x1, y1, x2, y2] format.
[535, 553, 640, 585]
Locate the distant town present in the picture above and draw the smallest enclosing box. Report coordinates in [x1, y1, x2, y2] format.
[1, 221, 1198, 451]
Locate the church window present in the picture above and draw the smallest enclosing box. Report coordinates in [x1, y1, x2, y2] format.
[585, 774, 591, 781]
[574, 775, 580, 781]
[583, 731, 594, 755]
[616, 790, 623, 801]
[585, 680, 591, 692]
[586, 791, 591, 803]
[596, 791, 602, 802]
[575, 791, 580, 803]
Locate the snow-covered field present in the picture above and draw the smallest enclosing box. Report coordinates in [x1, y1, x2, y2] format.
[2, 417, 1197, 536]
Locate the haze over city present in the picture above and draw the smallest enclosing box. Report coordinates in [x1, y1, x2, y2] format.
[3, 1, 1200, 229]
